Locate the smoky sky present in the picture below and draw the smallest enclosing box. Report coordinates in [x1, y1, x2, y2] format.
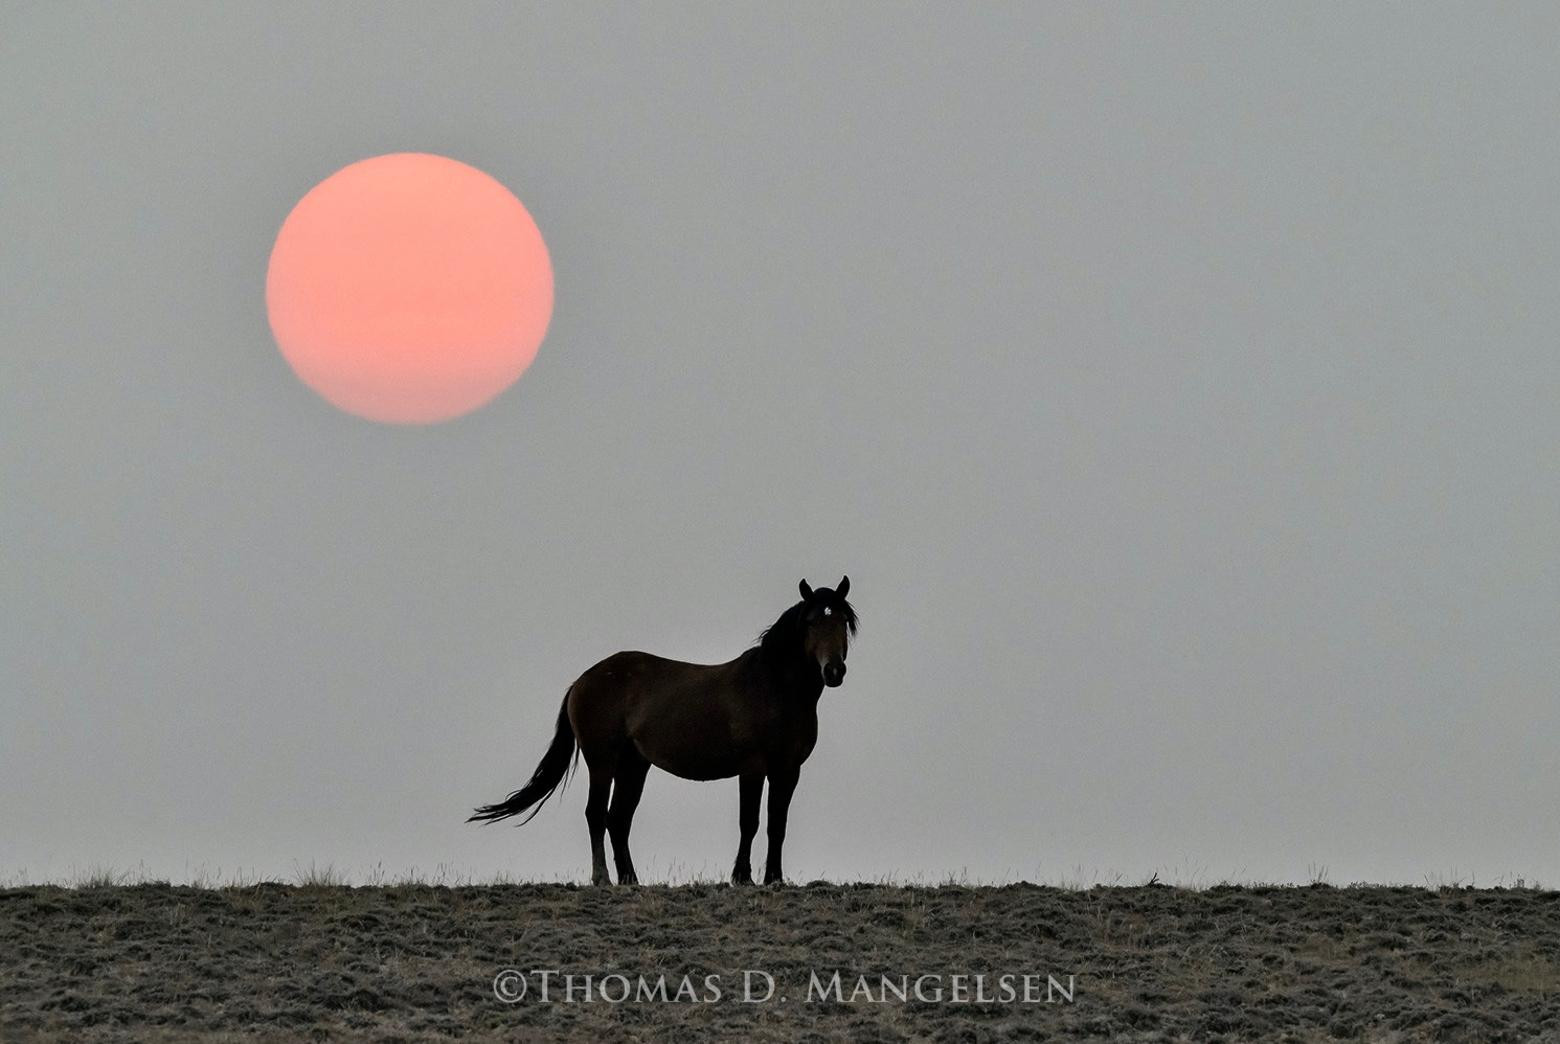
[4, 3, 1558, 886]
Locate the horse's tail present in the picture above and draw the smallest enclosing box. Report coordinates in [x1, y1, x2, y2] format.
[467, 693, 577, 826]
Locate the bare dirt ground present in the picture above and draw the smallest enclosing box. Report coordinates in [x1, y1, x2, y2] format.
[2, 881, 1557, 1042]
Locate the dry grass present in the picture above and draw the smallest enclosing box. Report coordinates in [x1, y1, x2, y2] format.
[2, 880, 1557, 1041]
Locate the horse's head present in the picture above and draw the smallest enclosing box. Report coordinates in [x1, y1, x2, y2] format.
[798, 576, 856, 687]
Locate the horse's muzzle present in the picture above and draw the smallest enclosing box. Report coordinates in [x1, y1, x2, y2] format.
[822, 662, 846, 687]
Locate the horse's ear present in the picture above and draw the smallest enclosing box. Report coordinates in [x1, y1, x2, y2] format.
[799, 579, 813, 601]
[836, 575, 850, 599]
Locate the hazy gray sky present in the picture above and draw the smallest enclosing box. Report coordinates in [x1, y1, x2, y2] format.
[4, 3, 1557, 887]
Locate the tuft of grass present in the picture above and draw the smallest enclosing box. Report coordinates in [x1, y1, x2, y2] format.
[1424, 869, 1473, 891]
[632, 858, 720, 886]
[1050, 865, 1128, 891]
[71, 865, 129, 889]
[290, 861, 347, 889]
[68, 862, 161, 888]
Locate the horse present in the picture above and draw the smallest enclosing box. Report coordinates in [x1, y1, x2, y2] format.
[469, 577, 857, 886]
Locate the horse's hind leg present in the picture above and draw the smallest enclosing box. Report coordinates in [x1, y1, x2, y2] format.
[584, 758, 614, 886]
[607, 750, 650, 885]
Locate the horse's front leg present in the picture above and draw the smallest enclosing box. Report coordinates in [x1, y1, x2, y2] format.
[731, 772, 763, 884]
[763, 767, 799, 885]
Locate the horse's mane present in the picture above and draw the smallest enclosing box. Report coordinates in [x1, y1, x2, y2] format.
[756, 595, 859, 660]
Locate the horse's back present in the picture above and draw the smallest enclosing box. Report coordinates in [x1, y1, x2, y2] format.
[569, 647, 715, 716]
[567, 649, 756, 779]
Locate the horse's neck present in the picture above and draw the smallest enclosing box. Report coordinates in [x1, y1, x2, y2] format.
[745, 647, 823, 708]
[775, 662, 824, 709]
[783, 677, 824, 708]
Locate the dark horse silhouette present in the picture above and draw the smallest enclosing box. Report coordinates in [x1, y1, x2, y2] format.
[469, 577, 857, 885]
